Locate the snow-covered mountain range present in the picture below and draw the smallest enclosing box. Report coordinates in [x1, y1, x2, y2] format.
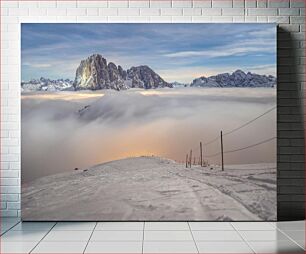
[191, 70, 276, 88]
[21, 77, 73, 92]
[21, 54, 276, 92]
[171, 81, 189, 88]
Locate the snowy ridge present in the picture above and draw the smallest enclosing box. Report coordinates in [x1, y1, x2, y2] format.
[22, 156, 276, 221]
[21, 77, 74, 92]
[191, 69, 276, 88]
[171, 81, 189, 88]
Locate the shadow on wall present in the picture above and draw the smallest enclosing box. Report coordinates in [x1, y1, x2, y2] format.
[277, 27, 305, 221]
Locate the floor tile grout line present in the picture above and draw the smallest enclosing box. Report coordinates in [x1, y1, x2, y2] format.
[29, 222, 57, 254]
[276, 227, 305, 251]
[275, 229, 305, 232]
[229, 221, 237, 231]
[141, 222, 145, 254]
[84, 240, 232, 242]
[0, 220, 21, 236]
[269, 221, 277, 229]
[140, 229, 191, 231]
[231, 222, 278, 231]
[229, 222, 238, 231]
[230, 222, 256, 254]
[83, 222, 97, 254]
[187, 222, 200, 254]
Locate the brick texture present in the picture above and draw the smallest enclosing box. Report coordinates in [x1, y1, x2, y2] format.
[0, 0, 304, 220]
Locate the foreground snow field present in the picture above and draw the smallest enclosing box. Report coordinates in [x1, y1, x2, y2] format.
[22, 156, 276, 221]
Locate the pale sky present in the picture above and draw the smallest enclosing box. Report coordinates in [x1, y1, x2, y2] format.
[21, 23, 276, 83]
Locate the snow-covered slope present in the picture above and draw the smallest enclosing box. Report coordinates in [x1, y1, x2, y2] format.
[21, 77, 73, 92]
[22, 156, 276, 221]
[191, 70, 276, 88]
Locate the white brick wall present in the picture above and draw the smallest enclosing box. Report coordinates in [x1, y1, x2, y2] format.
[0, 0, 305, 218]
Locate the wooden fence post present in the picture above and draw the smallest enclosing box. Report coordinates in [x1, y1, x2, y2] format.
[186, 154, 188, 168]
[221, 131, 224, 171]
[200, 142, 203, 167]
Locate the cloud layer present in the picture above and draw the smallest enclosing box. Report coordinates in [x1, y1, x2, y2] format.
[22, 88, 276, 183]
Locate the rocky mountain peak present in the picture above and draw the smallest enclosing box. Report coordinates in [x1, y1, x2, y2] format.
[73, 54, 128, 91]
[234, 69, 246, 75]
[191, 70, 276, 88]
[127, 65, 172, 89]
[73, 54, 171, 90]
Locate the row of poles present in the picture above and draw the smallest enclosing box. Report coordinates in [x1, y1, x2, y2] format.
[185, 131, 224, 171]
[183, 107, 277, 171]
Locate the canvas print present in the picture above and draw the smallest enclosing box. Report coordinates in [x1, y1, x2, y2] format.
[21, 24, 277, 221]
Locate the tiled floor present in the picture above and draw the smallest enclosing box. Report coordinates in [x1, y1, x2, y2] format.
[0, 219, 304, 253]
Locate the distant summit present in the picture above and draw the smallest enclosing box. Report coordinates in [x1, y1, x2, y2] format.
[73, 54, 128, 91]
[191, 70, 276, 88]
[171, 81, 189, 88]
[126, 65, 171, 89]
[73, 54, 172, 90]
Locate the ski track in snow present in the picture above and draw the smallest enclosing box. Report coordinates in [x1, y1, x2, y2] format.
[22, 156, 276, 221]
